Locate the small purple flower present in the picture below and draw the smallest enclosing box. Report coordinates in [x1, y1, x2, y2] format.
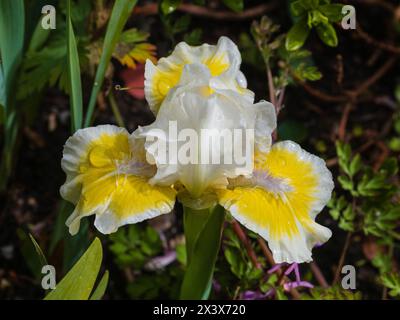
[267, 262, 314, 291]
[241, 290, 273, 300]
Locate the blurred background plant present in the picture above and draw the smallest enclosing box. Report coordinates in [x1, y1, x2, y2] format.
[0, 0, 399, 300]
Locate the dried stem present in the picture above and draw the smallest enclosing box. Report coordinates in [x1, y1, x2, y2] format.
[333, 232, 352, 285]
[310, 262, 329, 288]
[231, 220, 261, 269]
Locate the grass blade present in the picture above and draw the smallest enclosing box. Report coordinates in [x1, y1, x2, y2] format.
[84, 0, 138, 127]
[67, 0, 83, 132]
[0, 0, 25, 191]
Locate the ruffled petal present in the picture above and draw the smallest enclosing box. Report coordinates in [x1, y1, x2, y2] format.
[60, 125, 176, 235]
[218, 141, 334, 263]
[136, 75, 275, 200]
[144, 36, 250, 113]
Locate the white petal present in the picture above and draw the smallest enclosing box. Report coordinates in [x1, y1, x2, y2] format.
[144, 36, 251, 113]
[136, 85, 266, 198]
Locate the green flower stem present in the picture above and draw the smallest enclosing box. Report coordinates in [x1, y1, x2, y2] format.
[180, 205, 225, 300]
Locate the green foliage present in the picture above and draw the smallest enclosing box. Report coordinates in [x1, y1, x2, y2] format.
[372, 253, 392, 275]
[0, 0, 25, 191]
[222, 0, 244, 13]
[381, 273, 400, 297]
[222, 227, 263, 287]
[90, 271, 110, 300]
[184, 28, 203, 46]
[303, 286, 362, 300]
[45, 238, 108, 300]
[161, 13, 193, 44]
[249, 16, 321, 85]
[286, 0, 344, 51]
[17, 1, 90, 100]
[127, 266, 183, 299]
[109, 224, 185, 299]
[180, 206, 225, 299]
[17, 231, 48, 281]
[67, 0, 83, 132]
[84, 0, 138, 127]
[161, 0, 181, 15]
[388, 86, 400, 152]
[329, 142, 400, 240]
[109, 224, 162, 268]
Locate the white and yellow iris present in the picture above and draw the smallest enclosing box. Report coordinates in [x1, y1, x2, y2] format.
[60, 125, 176, 235]
[218, 141, 334, 263]
[144, 36, 253, 114]
[60, 36, 334, 263]
[137, 63, 276, 203]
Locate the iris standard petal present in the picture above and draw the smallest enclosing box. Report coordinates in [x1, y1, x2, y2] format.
[144, 36, 250, 113]
[136, 73, 276, 202]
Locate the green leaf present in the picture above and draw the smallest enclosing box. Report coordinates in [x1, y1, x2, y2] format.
[308, 9, 329, 27]
[381, 273, 400, 297]
[222, 0, 244, 13]
[379, 157, 398, 176]
[17, 230, 48, 280]
[28, 18, 51, 53]
[388, 137, 400, 152]
[336, 141, 351, 162]
[0, 0, 25, 109]
[173, 15, 191, 34]
[161, 0, 181, 15]
[349, 154, 362, 177]
[319, 4, 344, 23]
[224, 247, 246, 278]
[0, 0, 25, 191]
[176, 243, 187, 266]
[67, 0, 83, 132]
[290, 0, 307, 17]
[50, 200, 90, 274]
[316, 22, 338, 47]
[339, 217, 354, 231]
[45, 238, 103, 300]
[29, 233, 48, 267]
[286, 17, 310, 51]
[184, 28, 203, 46]
[84, 0, 138, 127]
[180, 205, 225, 300]
[119, 28, 149, 43]
[90, 270, 109, 300]
[338, 175, 353, 191]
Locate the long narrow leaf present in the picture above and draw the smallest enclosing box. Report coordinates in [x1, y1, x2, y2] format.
[0, 0, 25, 191]
[45, 238, 103, 300]
[84, 0, 138, 127]
[180, 206, 225, 300]
[90, 270, 110, 300]
[0, 0, 25, 107]
[67, 0, 83, 132]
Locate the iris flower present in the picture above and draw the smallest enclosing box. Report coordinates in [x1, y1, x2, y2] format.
[60, 37, 333, 264]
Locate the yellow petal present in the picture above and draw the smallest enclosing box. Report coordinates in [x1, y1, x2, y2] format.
[144, 36, 245, 114]
[218, 141, 333, 263]
[60, 125, 176, 235]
